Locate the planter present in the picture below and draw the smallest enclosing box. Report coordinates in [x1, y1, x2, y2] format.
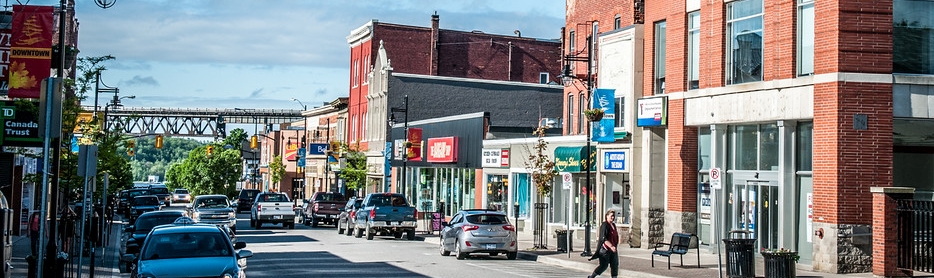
[584, 109, 604, 121]
[762, 251, 797, 278]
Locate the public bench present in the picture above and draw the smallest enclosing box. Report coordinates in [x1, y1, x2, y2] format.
[651, 232, 700, 269]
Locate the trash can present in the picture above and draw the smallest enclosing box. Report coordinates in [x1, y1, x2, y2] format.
[556, 230, 573, 252]
[722, 230, 755, 278]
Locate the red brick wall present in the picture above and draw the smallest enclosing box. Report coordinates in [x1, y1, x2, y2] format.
[348, 38, 373, 148]
[436, 31, 561, 84]
[812, 0, 893, 225]
[699, 1, 725, 89]
[666, 99, 698, 212]
[762, 0, 796, 80]
[564, 0, 644, 135]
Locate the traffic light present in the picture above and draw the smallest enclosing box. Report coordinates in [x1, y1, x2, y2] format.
[206, 145, 214, 156]
[127, 149, 135, 156]
[329, 141, 340, 160]
[155, 135, 164, 149]
[126, 139, 135, 149]
[250, 135, 258, 149]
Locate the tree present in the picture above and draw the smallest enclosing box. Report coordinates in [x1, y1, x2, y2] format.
[164, 141, 242, 197]
[268, 154, 286, 190]
[338, 142, 367, 193]
[526, 127, 558, 197]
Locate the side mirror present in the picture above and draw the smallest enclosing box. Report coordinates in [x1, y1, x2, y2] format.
[125, 238, 140, 254]
[237, 249, 253, 259]
[441, 221, 449, 227]
[121, 254, 137, 263]
[234, 241, 247, 250]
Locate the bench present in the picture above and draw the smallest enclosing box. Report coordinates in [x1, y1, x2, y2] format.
[651, 232, 700, 269]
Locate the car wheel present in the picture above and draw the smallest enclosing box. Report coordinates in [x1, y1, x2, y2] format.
[346, 223, 355, 236]
[256, 220, 263, 229]
[249, 218, 255, 228]
[230, 226, 237, 234]
[354, 226, 363, 238]
[311, 217, 319, 228]
[455, 241, 468, 260]
[288, 222, 295, 229]
[366, 224, 375, 240]
[440, 237, 450, 256]
[406, 230, 416, 240]
[338, 221, 346, 234]
[506, 252, 517, 260]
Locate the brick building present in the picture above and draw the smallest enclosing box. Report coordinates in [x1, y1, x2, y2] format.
[566, 0, 934, 274]
[346, 13, 563, 192]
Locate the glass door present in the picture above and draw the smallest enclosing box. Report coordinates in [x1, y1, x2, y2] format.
[731, 180, 779, 252]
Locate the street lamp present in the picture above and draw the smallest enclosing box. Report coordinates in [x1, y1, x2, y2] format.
[389, 95, 409, 200]
[289, 99, 309, 196]
[562, 27, 596, 257]
[103, 95, 135, 131]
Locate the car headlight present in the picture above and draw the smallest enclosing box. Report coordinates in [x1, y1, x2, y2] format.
[223, 273, 235, 278]
[192, 211, 201, 219]
[228, 211, 236, 219]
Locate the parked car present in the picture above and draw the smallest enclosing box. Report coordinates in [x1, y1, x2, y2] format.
[135, 183, 172, 206]
[235, 189, 261, 213]
[336, 197, 363, 235]
[353, 193, 417, 240]
[301, 192, 347, 227]
[439, 209, 517, 260]
[250, 192, 295, 229]
[172, 188, 191, 203]
[118, 210, 186, 273]
[128, 222, 252, 278]
[116, 190, 129, 214]
[187, 194, 238, 233]
[128, 195, 163, 223]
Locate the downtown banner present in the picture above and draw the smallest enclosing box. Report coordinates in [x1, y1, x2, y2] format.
[9, 5, 54, 99]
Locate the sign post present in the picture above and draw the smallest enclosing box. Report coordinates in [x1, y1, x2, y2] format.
[710, 167, 722, 189]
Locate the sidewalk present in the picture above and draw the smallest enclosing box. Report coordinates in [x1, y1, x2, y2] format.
[10, 219, 124, 278]
[419, 229, 875, 278]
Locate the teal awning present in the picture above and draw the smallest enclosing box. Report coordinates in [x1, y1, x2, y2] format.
[554, 146, 596, 173]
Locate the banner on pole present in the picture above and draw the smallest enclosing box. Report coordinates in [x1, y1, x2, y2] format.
[10, 5, 54, 99]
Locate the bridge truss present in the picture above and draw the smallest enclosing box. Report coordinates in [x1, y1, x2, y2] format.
[97, 107, 303, 138]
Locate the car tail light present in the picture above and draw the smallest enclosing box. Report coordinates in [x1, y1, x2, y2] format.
[510, 241, 516, 247]
[462, 225, 480, 232]
[350, 211, 356, 219]
[503, 225, 515, 231]
[369, 209, 375, 219]
[465, 241, 472, 247]
[414, 208, 418, 219]
[256, 204, 262, 211]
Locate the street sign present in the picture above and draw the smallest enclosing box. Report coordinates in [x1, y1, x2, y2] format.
[561, 172, 572, 190]
[710, 167, 722, 189]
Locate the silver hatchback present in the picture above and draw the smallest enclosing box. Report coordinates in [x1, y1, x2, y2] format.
[439, 209, 517, 260]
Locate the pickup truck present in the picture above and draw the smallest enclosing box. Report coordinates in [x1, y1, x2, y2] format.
[250, 192, 295, 229]
[187, 194, 238, 233]
[301, 192, 347, 227]
[353, 193, 417, 240]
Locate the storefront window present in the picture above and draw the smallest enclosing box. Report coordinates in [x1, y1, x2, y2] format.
[514, 173, 530, 218]
[417, 168, 437, 213]
[603, 174, 630, 225]
[797, 122, 813, 171]
[699, 127, 711, 170]
[759, 124, 779, 171]
[487, 174, 508, 211]
[732, 125, 759, 170]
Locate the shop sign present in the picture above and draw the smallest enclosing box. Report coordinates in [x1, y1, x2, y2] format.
[601, 150, 627, 172]
[482, 148, 509, 168]
[1, 100, 42, 147]
[284, 141, 298, 161]
[308, 143, 328, 155]
[636, 96, 668, 127]
[426, 136, 457, 163]
[406, 128, 422, 161]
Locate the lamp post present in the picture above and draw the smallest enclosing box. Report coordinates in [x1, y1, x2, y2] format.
[290, 98, 308, 196]
[562, 29, 595, 257]
[389, 95, 409, 199]
[103, 95, 135, 131]
[235, 108, 260, 190]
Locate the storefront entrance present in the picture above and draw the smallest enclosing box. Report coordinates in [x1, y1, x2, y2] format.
[730, 180, 779, 252]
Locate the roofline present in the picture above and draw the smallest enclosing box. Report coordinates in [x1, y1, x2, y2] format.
[390, 112, 486, 128]
[393, 72, 563, 90]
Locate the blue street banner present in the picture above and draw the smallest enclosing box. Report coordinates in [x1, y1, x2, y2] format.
[297, 147, 306, 167]
[592, 88, 616, 143]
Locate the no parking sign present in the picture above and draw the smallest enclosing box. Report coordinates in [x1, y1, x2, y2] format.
[710, 168, 721, 189]
[561, 172, 572, 190]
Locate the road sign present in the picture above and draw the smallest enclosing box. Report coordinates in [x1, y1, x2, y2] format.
[710, 167, 722, 189]
[561, 172, 572, 190]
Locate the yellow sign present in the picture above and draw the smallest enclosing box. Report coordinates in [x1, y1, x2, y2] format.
[74, 112, 95, 133]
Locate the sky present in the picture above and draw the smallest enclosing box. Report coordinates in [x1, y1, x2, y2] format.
[26, 0, 566, 110]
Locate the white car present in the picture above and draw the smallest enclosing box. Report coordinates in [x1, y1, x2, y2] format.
[172, 188, 191, 203]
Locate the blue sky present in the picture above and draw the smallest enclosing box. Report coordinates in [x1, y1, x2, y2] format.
[29, 0, 565, 110]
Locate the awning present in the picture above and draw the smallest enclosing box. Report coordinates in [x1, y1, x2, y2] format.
[554, 146, 596, 173]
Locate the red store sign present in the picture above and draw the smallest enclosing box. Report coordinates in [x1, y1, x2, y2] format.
[427, 137, 458, 163]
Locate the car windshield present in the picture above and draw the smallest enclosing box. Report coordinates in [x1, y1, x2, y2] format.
[128, 190, 150, 198]
[315, 193, 345, 202]
[135, 214, 182, 232]
[196, 197, 229, 209]
[135, 197, 159, 206]
[141, 231, 232, 260]
[150, 188, 169, 194]
[240, 190, 259, 199]
[174, 189, 188, 194]
[261, 194, 289, 202]
[466, 214, 508, 225]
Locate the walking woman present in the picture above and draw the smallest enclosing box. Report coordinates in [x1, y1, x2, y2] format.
[587, 209, 619, 278]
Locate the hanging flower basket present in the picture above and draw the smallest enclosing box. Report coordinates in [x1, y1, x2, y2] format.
[584, 108, 605, 121]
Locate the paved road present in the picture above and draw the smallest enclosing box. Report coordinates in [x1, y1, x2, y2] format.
[233, 210, 590, 278]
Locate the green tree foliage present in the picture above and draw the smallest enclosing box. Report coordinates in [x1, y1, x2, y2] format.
[127, 136, 205, 182]
[338, 142, 367, 192]
[526, 127, 558, 197]
[268, 154, 286, 189]
[165, 142, 242, 198]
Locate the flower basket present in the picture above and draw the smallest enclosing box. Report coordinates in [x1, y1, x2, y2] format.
[583, 109, 605, 121]
[762, 250, 798, 278]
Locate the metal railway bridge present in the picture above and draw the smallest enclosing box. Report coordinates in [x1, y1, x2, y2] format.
[91, 106, 304, 138]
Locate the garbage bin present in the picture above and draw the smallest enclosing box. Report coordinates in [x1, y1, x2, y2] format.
[722, 230, 755, 278]
[556, 230, 573, 253]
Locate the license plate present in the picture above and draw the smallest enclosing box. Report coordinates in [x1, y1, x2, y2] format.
[274, 215, 282, 219]
[485, 244, 496, 249]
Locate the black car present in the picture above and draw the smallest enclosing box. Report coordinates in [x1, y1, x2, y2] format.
[129, 196, 162, 223]
[235, 189, 261, 213]
[123, 188, 152, 218]
[118, 210, 185, 273]
[116, 190, 129, 214]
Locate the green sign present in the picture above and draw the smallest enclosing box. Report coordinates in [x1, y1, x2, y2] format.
[1, 100, 43, 147]
[553, 146, 596, 173]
